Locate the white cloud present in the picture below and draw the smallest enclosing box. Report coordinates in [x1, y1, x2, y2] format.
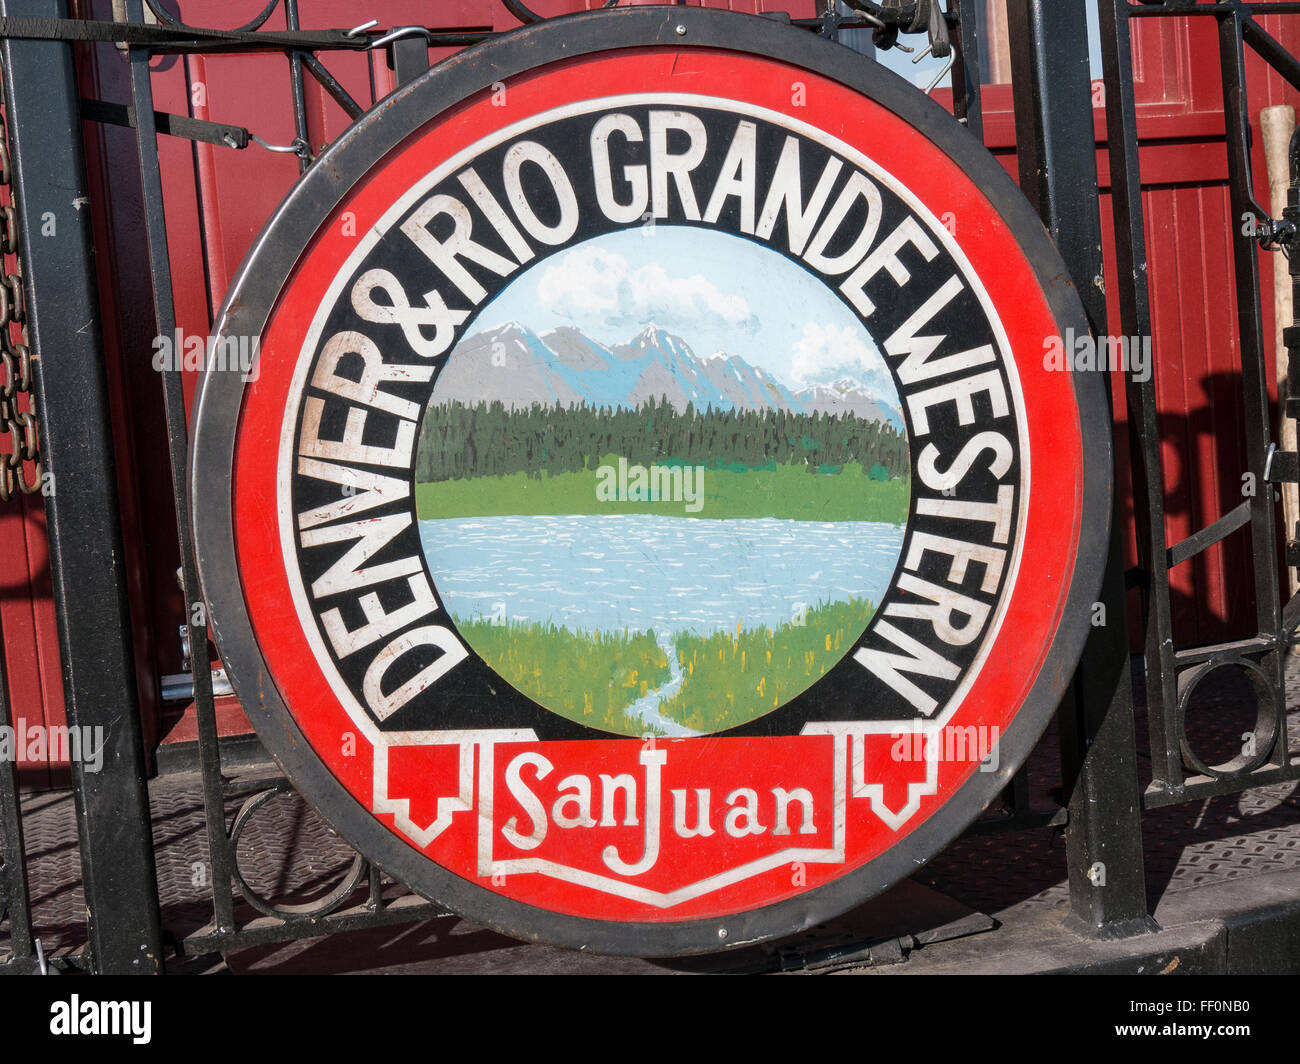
[535, 245, 759, 339]
[791, 321, 893, 393]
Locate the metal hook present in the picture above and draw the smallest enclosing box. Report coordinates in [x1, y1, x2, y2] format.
[344, 24, 435, 51]
[250, 133, 311, 158]
[885, 25, 915, 55]
[223, 131, 311, 161]
[908, 41, 954, 95]
[925, 52, 954, 96]
[366, 26, 434, 50]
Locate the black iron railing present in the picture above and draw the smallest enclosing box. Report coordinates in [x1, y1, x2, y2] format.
[0, 0, 1298, 973]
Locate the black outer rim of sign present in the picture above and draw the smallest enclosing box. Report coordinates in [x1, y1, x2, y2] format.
[190, 6, 1111, 957]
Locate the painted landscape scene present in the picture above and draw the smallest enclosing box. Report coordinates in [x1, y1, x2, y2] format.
[415, 227, 911, 736]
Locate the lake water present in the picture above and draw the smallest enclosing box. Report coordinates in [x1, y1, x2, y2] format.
[418, 513, 905, 637]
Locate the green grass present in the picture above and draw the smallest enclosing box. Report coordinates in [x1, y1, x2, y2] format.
[455, 617, 671, 735]
[657, 598, 876, 733]
[451, 597, 876, 737]
[416, 459, 908, 524]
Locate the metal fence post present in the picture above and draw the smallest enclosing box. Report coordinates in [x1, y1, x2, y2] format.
[0, 0, 164, 972]
[0, 642, 37, 973]
[1005, 0, 1157, 938]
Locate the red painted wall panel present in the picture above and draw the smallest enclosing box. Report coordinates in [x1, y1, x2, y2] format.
[9, 3, 1294, 779]
[20, 1, 817, 779]
[969, 10, 1300, 649]
[0, 104, 60, 786]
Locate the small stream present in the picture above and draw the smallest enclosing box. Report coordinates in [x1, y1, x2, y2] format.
[622, 634, 694, 736]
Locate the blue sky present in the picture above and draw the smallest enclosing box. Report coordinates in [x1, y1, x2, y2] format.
[468, 226, 896, 398]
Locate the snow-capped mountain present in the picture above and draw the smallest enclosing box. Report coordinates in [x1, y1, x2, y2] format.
[793, 378, 901, 427]
[431, 321, 902, 427]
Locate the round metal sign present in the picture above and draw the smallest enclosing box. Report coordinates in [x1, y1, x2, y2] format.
[191, 7, 1109, 955]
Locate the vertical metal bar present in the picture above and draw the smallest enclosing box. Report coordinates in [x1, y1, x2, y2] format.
[1007, 2, 1104, 306]
[1097, 0, 1181, 795]
[0, 634, 36, 972]
[1218, 11, 1287, 761]
[284, 0, 312, 175]
[952, 0, 984, 140]
[1006, 0, 1156, 938]
[123, 0, 235, 933]
[1, 0, 164, 973]
[1007, 765, 1031, 824]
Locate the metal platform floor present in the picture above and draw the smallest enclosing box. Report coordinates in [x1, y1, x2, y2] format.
[5, 657, 1300, 974]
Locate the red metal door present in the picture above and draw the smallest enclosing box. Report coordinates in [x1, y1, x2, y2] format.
[8, 0, 1293, 779]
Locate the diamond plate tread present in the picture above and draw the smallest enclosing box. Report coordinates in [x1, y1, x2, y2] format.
[2, 653, 1299, 970]
[916, 654, 1300, 918]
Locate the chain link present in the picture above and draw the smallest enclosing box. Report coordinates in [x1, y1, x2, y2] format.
[0, 57, 41, 501]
